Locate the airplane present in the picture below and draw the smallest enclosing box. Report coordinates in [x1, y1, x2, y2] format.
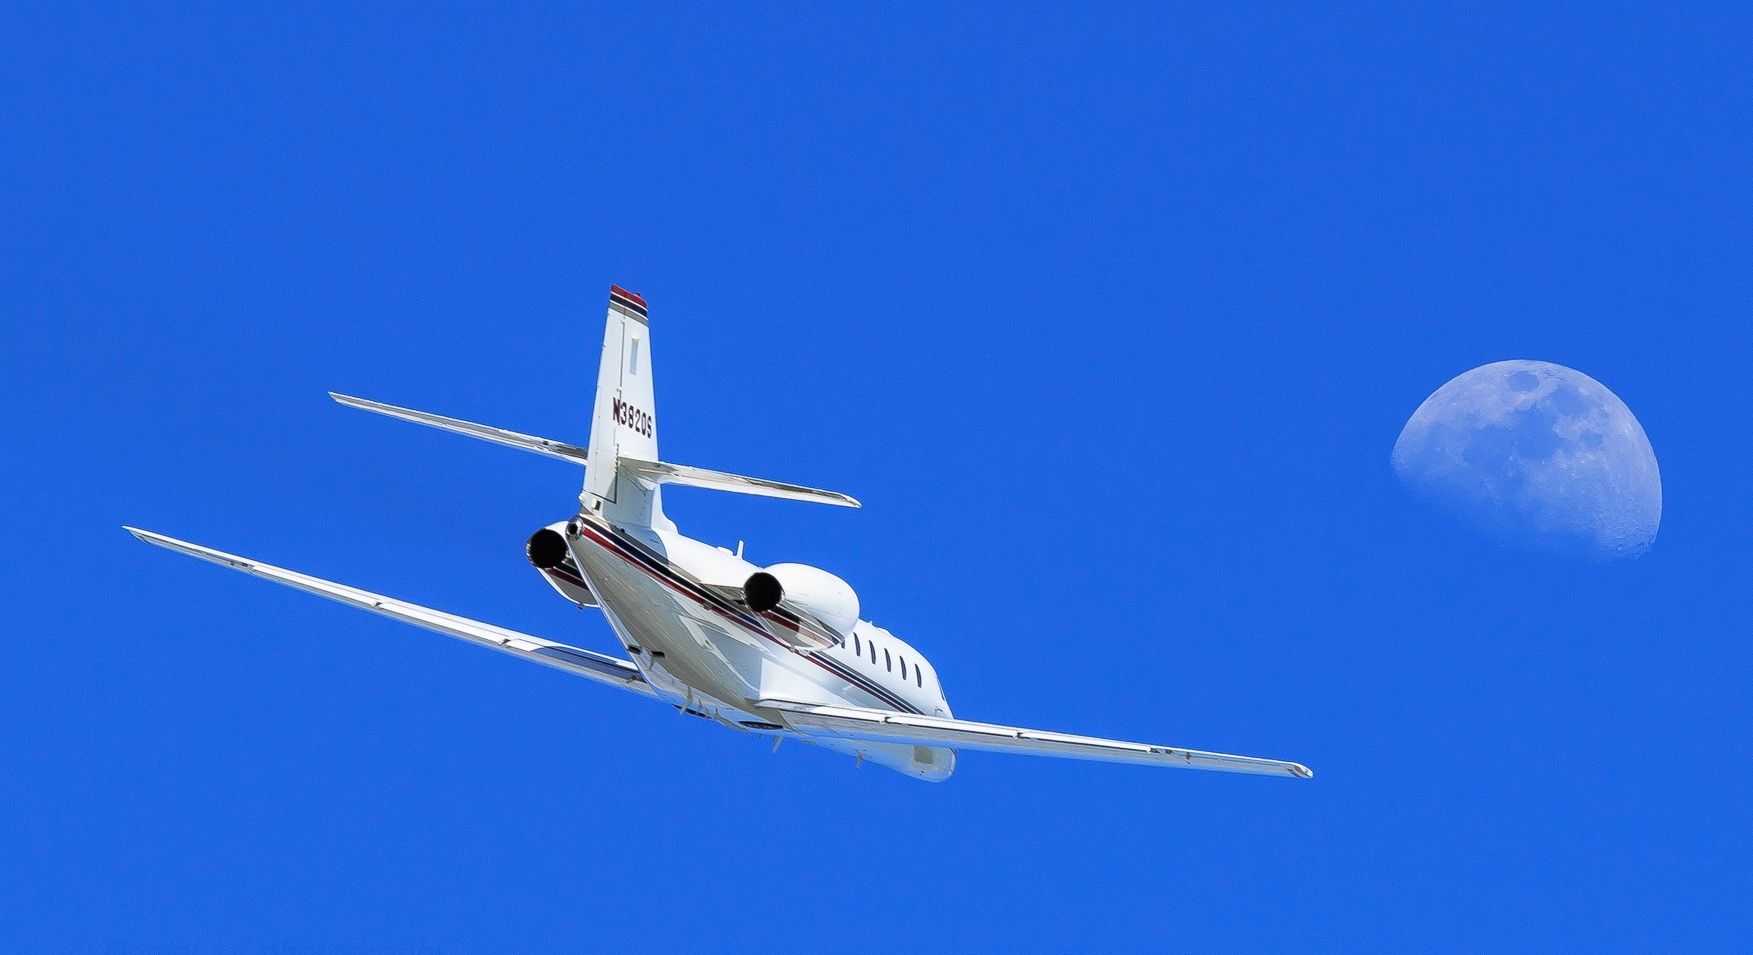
[126, 285, 1313, 782]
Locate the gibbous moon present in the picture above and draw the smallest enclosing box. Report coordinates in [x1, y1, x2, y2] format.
[1391, 360, 1661, 560]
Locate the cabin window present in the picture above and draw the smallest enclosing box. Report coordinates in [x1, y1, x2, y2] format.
[899, 656, 908, 681]
[884, 648, 892, 672]
[870, 641, 877, 665]
[853, 634, 861, 655]
[916, 666, 923, 688]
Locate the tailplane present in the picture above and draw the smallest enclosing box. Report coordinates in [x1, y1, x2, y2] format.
[330, 284, 860, 525]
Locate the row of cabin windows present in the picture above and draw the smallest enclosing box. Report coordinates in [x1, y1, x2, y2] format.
[848, 632, 924, 688]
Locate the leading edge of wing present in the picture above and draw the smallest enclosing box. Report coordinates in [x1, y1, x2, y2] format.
[123, 526, 653, 696]
[763, 700, 1313, 779]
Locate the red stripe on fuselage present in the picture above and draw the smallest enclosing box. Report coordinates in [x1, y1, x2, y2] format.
[570, 520, 916, 713]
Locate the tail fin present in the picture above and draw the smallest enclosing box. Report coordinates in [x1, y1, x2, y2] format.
[583, 286, 667, 526]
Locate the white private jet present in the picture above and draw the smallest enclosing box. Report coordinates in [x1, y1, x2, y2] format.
[127, 286, 1312, 782]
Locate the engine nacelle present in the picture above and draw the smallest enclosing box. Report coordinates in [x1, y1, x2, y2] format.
[526, 524, 597, 607]
[743, 563, 860, 639]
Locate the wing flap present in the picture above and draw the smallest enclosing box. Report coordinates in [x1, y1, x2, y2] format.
[124, 526, 653, 695]
[764, 701, 1312, 778]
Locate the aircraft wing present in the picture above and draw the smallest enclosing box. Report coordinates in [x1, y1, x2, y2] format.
[124, 527, 654, 696]
[763, 700, 1312, 778]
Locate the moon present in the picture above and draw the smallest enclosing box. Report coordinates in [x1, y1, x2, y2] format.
[1391, 360, 1661, 560]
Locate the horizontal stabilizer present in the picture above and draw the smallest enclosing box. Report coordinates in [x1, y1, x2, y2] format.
[124, 526, 652, 695]
[763, 700, 1312, 778]
[331, 393, 858, 508]
[620, 458, 861, 509]
[331, 393, 589, 465]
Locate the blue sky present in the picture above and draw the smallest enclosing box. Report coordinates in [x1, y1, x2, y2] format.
[5, 3, 1751, 951]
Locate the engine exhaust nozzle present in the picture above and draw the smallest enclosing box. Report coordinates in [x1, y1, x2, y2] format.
[526, 528, 569, 569]
[744, 571, 784, 612]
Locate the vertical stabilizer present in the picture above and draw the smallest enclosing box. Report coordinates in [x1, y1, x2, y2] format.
[583, 285, 668, 528]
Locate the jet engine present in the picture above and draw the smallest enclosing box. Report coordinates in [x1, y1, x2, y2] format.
[526, 527, 570, 569]
[526, 524, 597, 608]
[743, 563, 860, 639]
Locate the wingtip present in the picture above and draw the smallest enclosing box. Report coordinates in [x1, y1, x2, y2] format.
[123, 525, 173, 548]
[1290, 762, 1315, 779]
[124, 525, 185, 553]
